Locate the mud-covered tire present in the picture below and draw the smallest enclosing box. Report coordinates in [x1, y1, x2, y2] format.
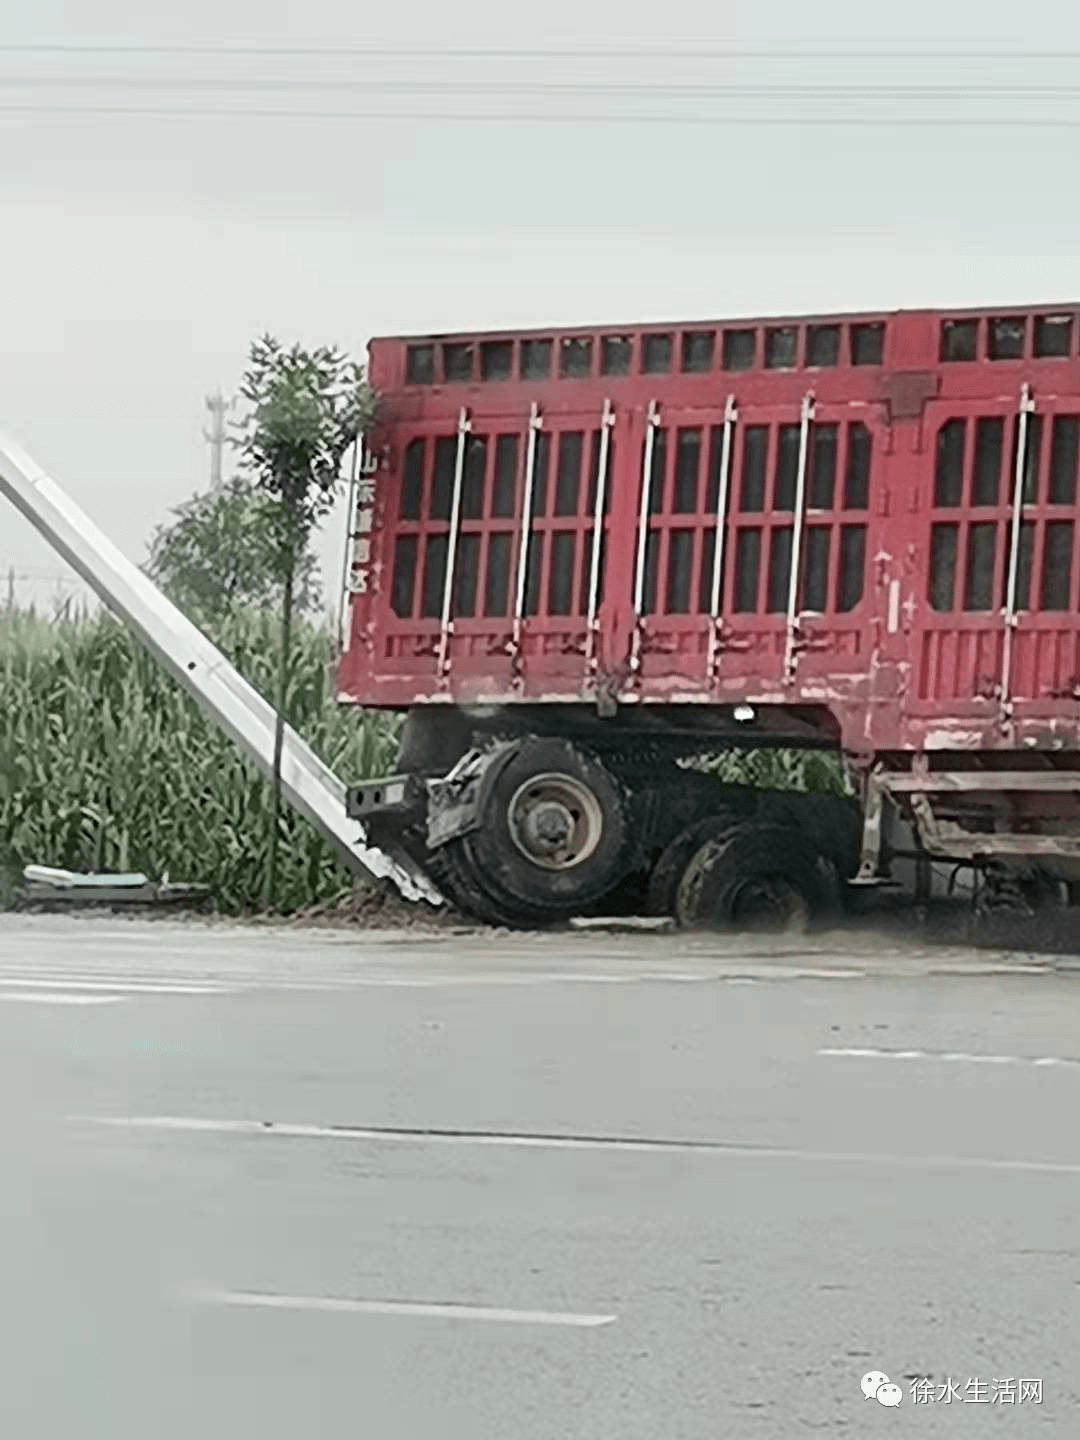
[813, 854, 845, 920]
[674, 821, 831, 933]
[425, 839, 556, 929]
[457, 737, 633, 921]
[421, 841, 495, 924]
[646, 811, 744, 917]
[759, 790, 862, 882]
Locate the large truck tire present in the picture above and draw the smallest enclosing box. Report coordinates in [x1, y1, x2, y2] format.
[674, 820, 830, 933]
[646, 811, 745, 917]
[760, 790, 862, 882]
[424, 839, 555, 930]
[441, 737, 634, 926]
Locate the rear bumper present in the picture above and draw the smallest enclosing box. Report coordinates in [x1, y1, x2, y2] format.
[345, 773, 425, 822]
[346, 743, 521, 853]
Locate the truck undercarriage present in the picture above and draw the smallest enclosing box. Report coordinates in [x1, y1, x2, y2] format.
[348, 703, 1080, 932]
[348, 704, 860, 929]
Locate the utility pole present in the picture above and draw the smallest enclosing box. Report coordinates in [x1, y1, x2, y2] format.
[203, 391, 232, 493]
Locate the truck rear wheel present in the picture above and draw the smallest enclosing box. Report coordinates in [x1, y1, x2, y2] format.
[646, 811, 743, 917]
[446, 737, 632, 925]
[425, 838, 555, 930]
[674, 821, 828, 933]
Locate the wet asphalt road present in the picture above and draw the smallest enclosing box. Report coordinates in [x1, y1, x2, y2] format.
[6, 914, 1080, 1437]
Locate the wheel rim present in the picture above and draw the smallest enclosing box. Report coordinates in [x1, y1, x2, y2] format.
[507, 772, 604, 871]
[729, 875, 808, 930]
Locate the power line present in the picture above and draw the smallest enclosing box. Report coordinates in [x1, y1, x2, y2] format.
[1, 568, 96, 603]
[3, 103, 1080, 127]
[6, 76, 1080, 99]
[0, 566, 93, 581]
[0, 42, 1076, 61]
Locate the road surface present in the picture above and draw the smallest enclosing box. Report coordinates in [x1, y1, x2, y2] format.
[5, 913, 1079, 1436]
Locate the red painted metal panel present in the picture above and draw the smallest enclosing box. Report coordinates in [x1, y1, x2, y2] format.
[781, 399, 883, 714]
[903, 384, 1080, 746]
[507, 404, 615, 699]
[621, 399, 733, 699]
[1006, 391, 1080, 729]
[906, 394, 1021, 735]
[339, 302, 1080, 758]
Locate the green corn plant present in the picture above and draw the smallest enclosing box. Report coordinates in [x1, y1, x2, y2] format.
[0, 604, 400, 913]
[695, 746, 852, 796]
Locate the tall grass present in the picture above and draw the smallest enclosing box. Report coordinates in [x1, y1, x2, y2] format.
[0, 605, 399, 913]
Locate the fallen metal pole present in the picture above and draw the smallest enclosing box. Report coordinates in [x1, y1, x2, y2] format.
[0, 430, 443, 907]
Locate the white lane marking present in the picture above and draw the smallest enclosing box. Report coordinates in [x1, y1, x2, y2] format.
[0, 971, 639, 992]
[0, 968, 292, 990]
[197, 1289, 616, 1328]
[0, 992, 124, 1006]
[84, 1114, 753, 1153]
[79, 1114, 1080, 1175]
[0, 956, 1047, 990]
[0, 968, 856, 991]
[820, 1046, 1080, 1069]
[0, 978, 234, 996]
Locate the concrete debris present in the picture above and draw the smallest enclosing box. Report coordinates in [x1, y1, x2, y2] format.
[19, 865, 210, 909]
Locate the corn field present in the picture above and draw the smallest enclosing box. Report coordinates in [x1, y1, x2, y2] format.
[0, 605, 399, 912]
[696, 746, 851, 796]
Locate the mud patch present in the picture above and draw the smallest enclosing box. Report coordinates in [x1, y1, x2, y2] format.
[286, 879, 476, 933]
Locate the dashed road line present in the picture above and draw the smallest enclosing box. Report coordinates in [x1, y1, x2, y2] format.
[0, 977, 233, 996]
[819, 1046, 1080, 1069]
[196, 1289, 616, 1328]
[0, 965, 864, 993]
[79, 1113, 1080, 1174]
[0, 992, 124, 1006]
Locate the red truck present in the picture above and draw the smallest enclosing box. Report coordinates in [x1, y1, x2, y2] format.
[339, 303, 1080, 929]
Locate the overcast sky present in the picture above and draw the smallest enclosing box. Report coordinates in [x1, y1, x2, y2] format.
[3, 0, 1080, 613]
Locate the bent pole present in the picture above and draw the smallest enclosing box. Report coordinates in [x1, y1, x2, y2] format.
[0, 429, 443, 906]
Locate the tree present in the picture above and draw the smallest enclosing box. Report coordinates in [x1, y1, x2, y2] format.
[145, 478, 323, 624]
[234, 334, 376, 909]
